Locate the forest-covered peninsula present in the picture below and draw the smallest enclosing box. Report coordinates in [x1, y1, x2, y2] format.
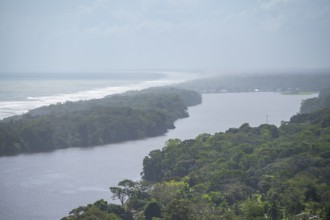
[61, 89, 330, 220]
[179, 72, 330, 94]
[0, 87, 201, 156]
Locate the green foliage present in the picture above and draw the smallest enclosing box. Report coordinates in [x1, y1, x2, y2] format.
[110, 180, 151, 207]
[300, 87, 330, 113]
[164, 199, 192, 220]
[63, 88, 330, 219]
[0, 88, 201, 156]
[142, 150, 163, 182]
[140, 105, 330, 219]
[144, 202, 161, 220]
[61, 200, 125, 220]
[151, 180, 189, 207]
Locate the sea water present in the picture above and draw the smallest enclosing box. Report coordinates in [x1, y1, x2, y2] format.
[0, 71, 193, 119]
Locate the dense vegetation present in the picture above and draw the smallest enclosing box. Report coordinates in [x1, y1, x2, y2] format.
[178, 72, 330, 93]
[62, 91, 330, 219]
[300, 87, 330, 114]
[0, 88, 201, 156]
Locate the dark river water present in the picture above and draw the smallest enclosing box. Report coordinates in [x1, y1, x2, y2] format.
[0, 92, 316, 220]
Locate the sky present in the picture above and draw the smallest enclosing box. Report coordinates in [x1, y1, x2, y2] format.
[0, 0, 330, 73]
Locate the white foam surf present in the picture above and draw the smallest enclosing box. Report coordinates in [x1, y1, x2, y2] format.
[0, 78, 185, 120]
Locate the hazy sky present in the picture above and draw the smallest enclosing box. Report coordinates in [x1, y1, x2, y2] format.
[0, 0, 329, 73]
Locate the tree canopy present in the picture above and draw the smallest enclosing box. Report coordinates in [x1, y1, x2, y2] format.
[0, 87, 201, 156]
[178, 72, 330, 93]
[62, 89, 330, 219]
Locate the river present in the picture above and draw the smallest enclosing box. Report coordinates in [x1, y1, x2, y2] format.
[0, 92, 316, 220]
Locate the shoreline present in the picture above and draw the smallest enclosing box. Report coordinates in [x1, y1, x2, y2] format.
[0, 78, 186, 120]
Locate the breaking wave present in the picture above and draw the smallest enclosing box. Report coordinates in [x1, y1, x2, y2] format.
[0, 78, 184, 120]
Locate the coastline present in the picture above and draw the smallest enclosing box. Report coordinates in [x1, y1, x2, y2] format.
[0, 92, 315, 220]
[0, 72, 193, 120]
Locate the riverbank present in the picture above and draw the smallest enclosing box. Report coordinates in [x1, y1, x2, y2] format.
[0, 92, 317, 220]
[0, 88, 201, 156]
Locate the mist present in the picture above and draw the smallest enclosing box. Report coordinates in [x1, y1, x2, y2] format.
[2, 2, 330, 220]
[1, 0, 329, 73]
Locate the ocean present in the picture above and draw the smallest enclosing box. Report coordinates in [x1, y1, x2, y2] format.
[0, 72, 318, 219]
[0, 71, 195, 119]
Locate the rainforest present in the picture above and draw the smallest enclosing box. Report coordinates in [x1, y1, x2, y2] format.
[60, 89, 330, 220]
[0, 88, 201, 156]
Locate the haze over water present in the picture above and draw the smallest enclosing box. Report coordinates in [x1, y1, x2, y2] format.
[0, 0, 328, 219]
[1, 1, 329, 71]
[0, 92, 316, 220]
[0, 71, 197, 119]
